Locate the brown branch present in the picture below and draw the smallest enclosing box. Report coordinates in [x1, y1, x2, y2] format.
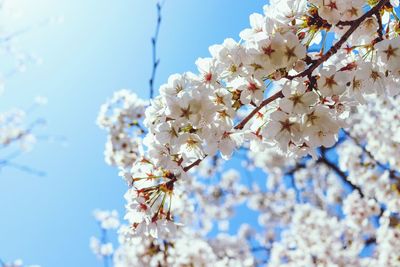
[183, 157, 204, 172]
[337, 20, 353, 27]
[375, 11, 384, 42]
[184, 90, 284, 171]
[182, 88, 289, 172]
[290, 0, 389, 80]
[318, 147, 364, 197]
[234, 90, 284, 130]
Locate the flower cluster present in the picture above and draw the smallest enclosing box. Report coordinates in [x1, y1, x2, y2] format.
[95, 0, 400, 266]
[269, 204, 365, 266]
[141, 0, 400, 175]
[111, 226, 255, 267]
[97, 90, 147, 168]
[122, 159, 182, 238]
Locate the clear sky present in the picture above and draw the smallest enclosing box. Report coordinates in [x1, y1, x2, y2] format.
[0, 0, 267, 266]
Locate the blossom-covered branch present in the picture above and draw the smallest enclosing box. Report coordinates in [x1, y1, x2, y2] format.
[292, 0, 390, 79]
[96, 0, 400, 266]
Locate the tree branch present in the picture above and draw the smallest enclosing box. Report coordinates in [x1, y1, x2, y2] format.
[375, 10, 384, 42]
[149, 1, 165, 99]
[183, 157, 204, 172]
[290, 0, 389, 80]
[234, 90, 284, 130]
[318, 147, 364, 197]
[0, 160, 46, 176]
[236, 0, 388, 131]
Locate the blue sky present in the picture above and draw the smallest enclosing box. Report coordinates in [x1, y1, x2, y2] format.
[0, 0, 267, 266]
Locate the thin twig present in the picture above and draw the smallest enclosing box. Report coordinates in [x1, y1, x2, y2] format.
[234, 90, 284, 130]
[318, 147, 364, 197]
[149, 1, 165, 99]
[0, 160, 46, 176]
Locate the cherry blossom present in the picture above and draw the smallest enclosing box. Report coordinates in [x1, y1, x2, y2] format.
[94, 0, 400, 266]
